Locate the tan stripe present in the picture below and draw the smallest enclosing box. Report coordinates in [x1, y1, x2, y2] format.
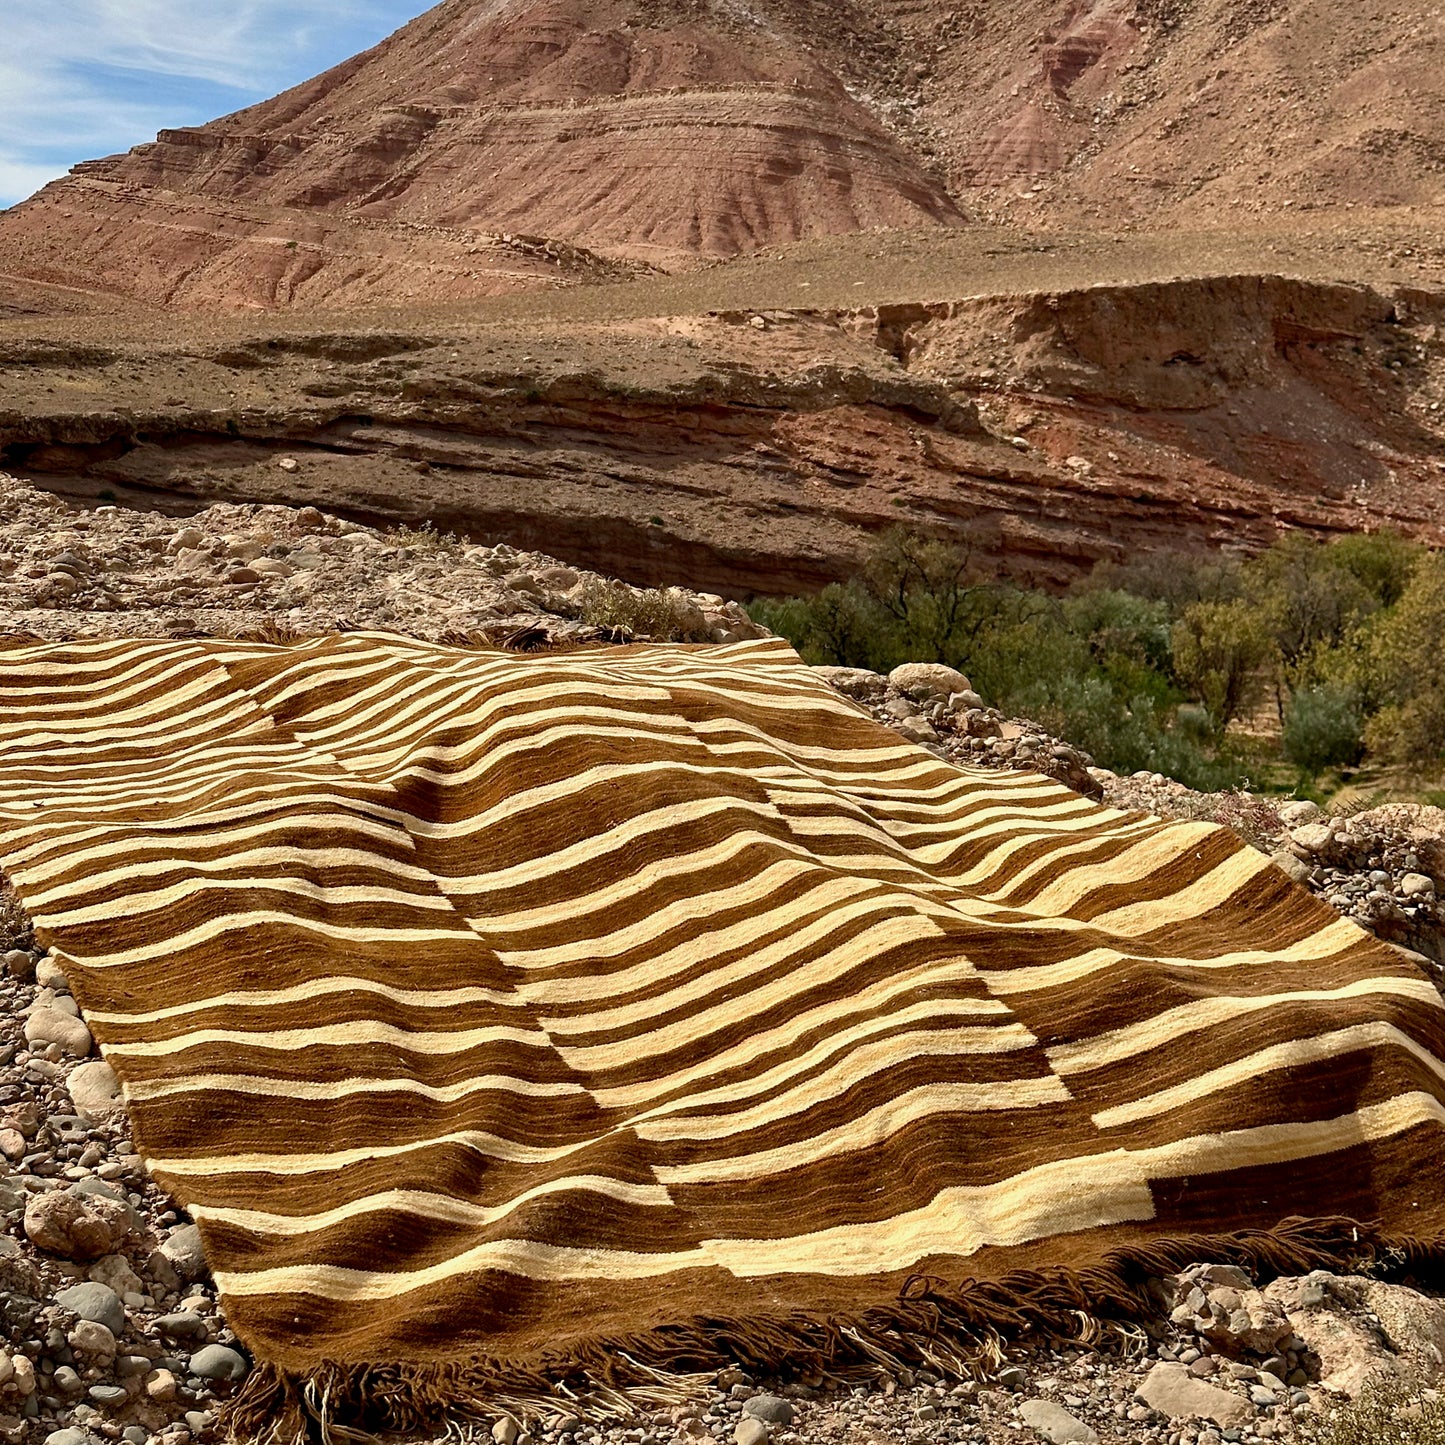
[634, 1025, 1041, 1142]
[108, 1019, 549, 1061]
[122, 1070, 583, 1104]
[654, 1077, 1073, 1186]
[1051, 976, 1445, 1075]
[1094, 1023, 1445, 1129]
[195, 1176, 672, 1238]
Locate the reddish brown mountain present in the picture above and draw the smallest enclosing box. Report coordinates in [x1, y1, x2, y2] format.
[0, 0, 1442, 309]
[0, 0, 962, 307]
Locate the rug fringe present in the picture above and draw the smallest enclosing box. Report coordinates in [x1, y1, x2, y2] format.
[221, 1216, 1445, 1445]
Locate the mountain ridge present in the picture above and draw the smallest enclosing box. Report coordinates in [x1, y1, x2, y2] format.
[3, 0, 1441, 309]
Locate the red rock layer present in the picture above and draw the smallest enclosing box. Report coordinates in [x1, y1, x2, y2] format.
[0, 0, 962, 307]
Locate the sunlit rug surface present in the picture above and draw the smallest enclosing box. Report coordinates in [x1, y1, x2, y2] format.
[0, 634, 1442, 1438]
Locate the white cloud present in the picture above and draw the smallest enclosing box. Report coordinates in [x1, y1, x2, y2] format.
[0, 1, 422, 206]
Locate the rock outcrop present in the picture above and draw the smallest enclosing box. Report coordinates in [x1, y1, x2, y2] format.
[3, 274, 1443, 595]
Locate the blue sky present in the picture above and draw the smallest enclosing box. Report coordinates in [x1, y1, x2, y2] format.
[0, 1, 429, 207]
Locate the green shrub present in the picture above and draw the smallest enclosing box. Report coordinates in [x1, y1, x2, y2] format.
[1299, 1370, 1445, 1445]
[1357, 553, 1445, 768]
[575, 578, 705, 641]
[1282, 684, 1366, 775]
[1171, 599, 1273, 730]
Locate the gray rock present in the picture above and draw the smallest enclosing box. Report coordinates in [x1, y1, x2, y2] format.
[34, 955, 69, 990]
[733, 1421, 770, 1445]
[156, 1311, 207, 1342]
[997, 1365, 1029, 1389]
[123, 1430, 149, 1445]
[69, 1177, 142, 1232]
[1288, 822, 1334, 856]
[51, 1366, 85, 1395]
[159, 1223, 208, 1281]
[1276, 800, 1321, 827]
[813, 667, 886, 702]
[1270, 850, 1313, 885]
[1136, 1363, 1249, 1426]
[67, 1061, 124, 1121]
[889, 663, 971, 700]
[87, 1384, 129, 1407]
[68, 1319, 116, 1358]
[188, 1343, 249, 1380]
[895, 716, 939, 745]
[54, 1282, 125, 1335]
[1018, 1399, 1099, 1444]
[22, 1007, 92, 1058]
[2, 949, 35, 983]
[742, 1396, 794, 1426]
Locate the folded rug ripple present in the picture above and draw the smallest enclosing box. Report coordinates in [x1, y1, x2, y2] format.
[0, 634, 1441, 1439]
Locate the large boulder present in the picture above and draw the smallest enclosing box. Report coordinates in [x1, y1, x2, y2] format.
[888, 663, 971, 701]
[24, 1191, 133, 1261]
[1263, 1273, 1445, 1397]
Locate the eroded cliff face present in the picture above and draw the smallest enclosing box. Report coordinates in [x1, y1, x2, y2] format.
[3, 275, 1443, 594]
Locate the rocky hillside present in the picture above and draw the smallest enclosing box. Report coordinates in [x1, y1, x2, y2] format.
[0, 0, 1440, 307]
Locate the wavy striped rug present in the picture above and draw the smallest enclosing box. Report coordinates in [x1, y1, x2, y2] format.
[0, 633, 1442, 1438]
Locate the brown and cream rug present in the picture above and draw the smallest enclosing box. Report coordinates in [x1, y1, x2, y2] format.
[0, 634, 1440, 1440]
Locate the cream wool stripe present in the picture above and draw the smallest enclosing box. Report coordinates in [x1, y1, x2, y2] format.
[207, 1093, 1445, 1305]
[1092, 1022, 1445, 1129]
[85, 975, 519, 1027]
[213, 1238, 708, 1298]
[507, 865, 898, 979]
[592, 978, 1012, 1114]
[107, 1018, 552, 1061]
[25, 844, 444, 913]
[123, 1071, 585, 1105]
[0, 781, 411, 860]
[1050, 976, 1445, 1075]
[40, 875, 458, 928]
[532, 892, 968, 1036]
[546, 909, 962, 1065]
[652, 1076, 1074, 1186]
[70, 913, 481, 971]
[0, 684, 266, 749]
[194, 1176, 677, 1239]
[3, 805, 418, 881]
[0, 756, 342, 808]
[0, 656, 224, 717]
[969, 822, 1222, 916]
[1088, 846, 1278, 935]
[985, 915, 1371, 995]
[152, 1126, 617, 1178]
[0, 735, 345, 787]
[453, 793, 1107, 932]
[634, 1025, 1045, 1143]
[351, 716, 953, 809]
